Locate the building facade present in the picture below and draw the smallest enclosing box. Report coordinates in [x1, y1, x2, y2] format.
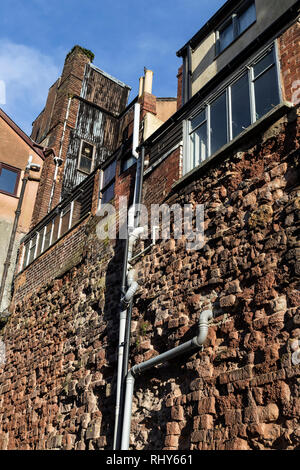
[0, 108, 44, 316]
[0, 0, 299, 451]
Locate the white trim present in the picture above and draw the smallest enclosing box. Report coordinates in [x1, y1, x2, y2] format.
[144, 142, 183, 176]
[185, 42, 281, 176]
[78, 139, 96, 174]
[69, 201, 74, 230]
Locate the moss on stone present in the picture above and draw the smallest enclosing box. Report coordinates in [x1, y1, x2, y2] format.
[65, 45, 95, 63]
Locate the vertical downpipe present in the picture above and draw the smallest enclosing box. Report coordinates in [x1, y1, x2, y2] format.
[113, 103, 141, 450]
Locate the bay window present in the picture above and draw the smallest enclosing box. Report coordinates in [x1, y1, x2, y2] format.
[230, 73, 251, 138]
[184, 46, 280, 175]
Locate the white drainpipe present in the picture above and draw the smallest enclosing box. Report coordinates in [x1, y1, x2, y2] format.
[113, 226, 145, 449]
[113, 103, 142, 450]
[120, 309, 213, 450]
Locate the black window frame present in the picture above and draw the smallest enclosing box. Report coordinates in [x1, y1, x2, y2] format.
[100, 159, 117, 206]
[216, 0, 256, 56]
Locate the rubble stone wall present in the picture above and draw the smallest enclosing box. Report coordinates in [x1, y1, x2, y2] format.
[0, 108, 299, 451]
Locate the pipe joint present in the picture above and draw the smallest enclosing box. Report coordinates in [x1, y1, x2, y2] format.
[194, 309, 213, 347]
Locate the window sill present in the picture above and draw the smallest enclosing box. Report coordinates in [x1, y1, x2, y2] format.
[173, 101, 294, 191]
[0, 190, 19, 199]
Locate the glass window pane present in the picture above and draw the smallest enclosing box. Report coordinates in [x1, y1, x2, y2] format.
[219, 22, 234, 53]
[254, 65, 280, 120]
[44, 222, 52, 251]
[210, 92, 228, 155]
[231, 74, 251, 138]
[52, 215, 60, 243]
[23, 243, 30, 269]
[190, 122, 207, 167]
[190, 110, 206, 131]
[81, 141, 94, 158]
[102, 160, 116, 187]
[101, 182, 115, 205]
[0, 167, 18, 194]
[253, 50, 274, 79]
[121, 155, 136, 173]
[79, 156, 93, 173]
[238, 2, 256, 35]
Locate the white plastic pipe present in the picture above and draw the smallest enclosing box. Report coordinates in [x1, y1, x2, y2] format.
[132, 103, 140, 159]
[113, 226, 144, 449]
[121, 310, 213, 450]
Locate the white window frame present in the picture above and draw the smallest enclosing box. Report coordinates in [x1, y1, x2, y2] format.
[77, 139, 96, 175]
[184, 43, 281, 176]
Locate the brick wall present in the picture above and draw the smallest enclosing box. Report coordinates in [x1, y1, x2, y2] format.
[177, 65, 183, 110]
[278, 20, 300, 105]
[30, 48, 91, 225]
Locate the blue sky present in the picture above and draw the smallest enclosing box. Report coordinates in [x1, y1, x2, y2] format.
[0, 0, 224, 135]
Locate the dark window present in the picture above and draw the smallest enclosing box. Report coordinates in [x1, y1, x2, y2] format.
[101, 159, 116, 205]
[253, 50, 280, 119]
[190, 110, 207, 167]
[0, 163, 20, 195]
[217, 1, 256, 54]
[231, 73, 251, 138]
[43, 222, 52, 251]
[210, 92, 228, 154]
[36, 231, 43, 257]
[219, 21, 234, 53]
[78, 141, 95, 174]
[102, 160, 116, 187]
[238, 1, 256, 35]
[121, 153, 136, 173]
[101, 181, 115, 205]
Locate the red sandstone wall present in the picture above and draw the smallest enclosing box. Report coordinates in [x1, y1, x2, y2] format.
[0, 104, 299, 451]
[0, 20, 299, 453]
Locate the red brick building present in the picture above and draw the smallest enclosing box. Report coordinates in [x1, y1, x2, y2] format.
[0, 0, 299, 451]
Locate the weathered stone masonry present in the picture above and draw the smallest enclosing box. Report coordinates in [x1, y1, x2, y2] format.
[129, 107, 300, 451]
[0, 11, 300, 452]
[0, 102, 299, 450]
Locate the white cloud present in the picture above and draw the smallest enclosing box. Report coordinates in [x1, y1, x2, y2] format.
[0, 39, 59, 134]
